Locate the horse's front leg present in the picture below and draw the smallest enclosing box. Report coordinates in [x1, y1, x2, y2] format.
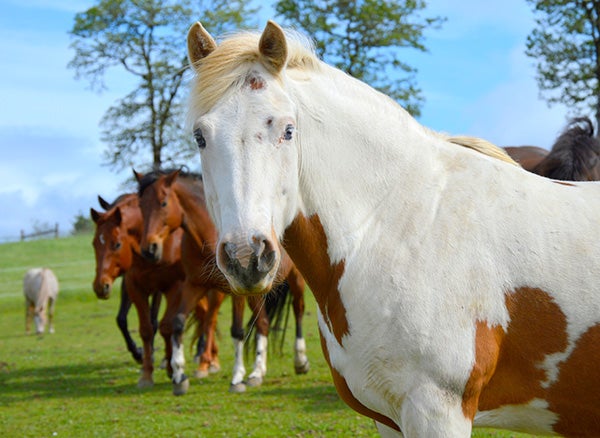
[158, 282, 182, 380]
[230, 294, 247, 393]
[199, 289, 224, 376]
[25, 299, 34, 335]
[127, 278, 155, 388]
[246, 295, 268, 388]
[290, 271, 309, 374]
[149, 291, 165, 368]
[116, 281, 143, 364]
[171, 281, 206, 396]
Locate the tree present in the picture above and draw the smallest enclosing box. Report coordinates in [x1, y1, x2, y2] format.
[72, 211, 94, 235]
[274, 0, 445, 116]
[68, 0, 259, 172]
[525, 0, 600, 130]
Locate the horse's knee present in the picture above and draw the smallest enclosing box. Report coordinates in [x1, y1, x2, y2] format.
[173, 313, 186, 334]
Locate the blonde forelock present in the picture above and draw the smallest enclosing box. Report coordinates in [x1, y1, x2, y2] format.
[188, 29, 319, 121]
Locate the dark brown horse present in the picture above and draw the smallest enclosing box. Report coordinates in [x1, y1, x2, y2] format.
[505, 117, 600, 180]
[137, 169, 309, 394]
[91, 193, 185, 388]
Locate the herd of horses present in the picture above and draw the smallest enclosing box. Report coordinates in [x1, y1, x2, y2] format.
[90, 114, 600, 397]
[91, 169, 309, 395]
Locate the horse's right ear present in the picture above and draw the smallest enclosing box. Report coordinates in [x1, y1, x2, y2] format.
[98, 195, 111, 210]
[133, 169, 143, 182]
[114, 207, 122, 225]
[90, 208, 101, 224]
[187, 22, 216, 69]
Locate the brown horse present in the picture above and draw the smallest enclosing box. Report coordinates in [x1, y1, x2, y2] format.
[136, 169, 309, 394]
[505, 117, 600, 180]
[91, 193, 185, 388]
[92, 194, 158, 364]
[503, 145, 549, 172]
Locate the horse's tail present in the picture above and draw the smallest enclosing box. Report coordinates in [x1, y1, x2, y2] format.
[245, 280, 291, 356]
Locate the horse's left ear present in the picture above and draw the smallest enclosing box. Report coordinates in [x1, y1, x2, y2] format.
[187, 22, 216, 69]
[259, 21, 287, 74]
[90, 208, 101, 224]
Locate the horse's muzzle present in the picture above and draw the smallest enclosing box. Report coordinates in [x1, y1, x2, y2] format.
[141, 242, 162, 263]
[217, 233, 279, 295]
[93, 280, 111, 300]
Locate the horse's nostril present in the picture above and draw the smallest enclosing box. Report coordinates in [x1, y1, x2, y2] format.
[258, 248, 276, 273]
[224, 242, 236, 261]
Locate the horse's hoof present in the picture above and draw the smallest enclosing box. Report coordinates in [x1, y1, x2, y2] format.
[295, 361, 310, 375]
[132, 350, 143, 365]
[159, 358, 167, 369]
[194, 369, 209, 379]
[209, 363, 221, 374]
[246, 376, 263, 387]
[229, 382, 246, 393]
[173, 377, 189, 396]
[137, 378, 154, 389]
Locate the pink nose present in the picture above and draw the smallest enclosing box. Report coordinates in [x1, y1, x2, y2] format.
[217, 233, 278, 291]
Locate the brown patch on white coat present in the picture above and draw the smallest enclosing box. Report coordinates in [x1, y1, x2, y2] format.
[464, 287, 600, 436]
[283, 213, 401, 432]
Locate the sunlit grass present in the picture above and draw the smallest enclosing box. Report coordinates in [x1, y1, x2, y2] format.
[0, 235, 538, 437]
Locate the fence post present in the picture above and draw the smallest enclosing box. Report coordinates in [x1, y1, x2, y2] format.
[20, 230, 25, 241]
[54, 223, 59, 238]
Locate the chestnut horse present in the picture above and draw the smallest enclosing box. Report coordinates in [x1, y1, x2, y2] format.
[505, 117, 600, 180]
[92, 194, 159, 364]
[91, 193, 185, 388]
[187, 22, 600, 436]
[136, 169, 309, 394]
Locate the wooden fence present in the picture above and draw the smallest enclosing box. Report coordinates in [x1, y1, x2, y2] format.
[20, 223, 59, 241]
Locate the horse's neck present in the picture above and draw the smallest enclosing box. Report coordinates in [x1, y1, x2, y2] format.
[292, 66, 440, 261]
[174, 182, 216, 249]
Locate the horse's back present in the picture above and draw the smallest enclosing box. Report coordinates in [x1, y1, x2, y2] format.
[503, 146, 549, 172]
[23, 268, 59, 303]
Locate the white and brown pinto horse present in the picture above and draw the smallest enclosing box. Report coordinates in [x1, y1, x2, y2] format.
[186, 21, 600, 437]
[23, 267, 59, 335]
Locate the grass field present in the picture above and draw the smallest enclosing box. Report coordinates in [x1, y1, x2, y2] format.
[0, 234, 538, 437]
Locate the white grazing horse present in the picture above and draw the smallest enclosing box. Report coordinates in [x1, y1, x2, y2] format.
[186, 21, 600, 437]
[23, 267, 59, 335]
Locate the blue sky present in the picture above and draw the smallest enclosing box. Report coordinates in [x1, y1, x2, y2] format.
[0, 0, 571, 242]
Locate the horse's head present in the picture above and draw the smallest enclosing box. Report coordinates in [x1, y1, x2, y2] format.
[136, 170, 185, 263]
[91, 205, 136, 299]
[187, 21, 303, 295]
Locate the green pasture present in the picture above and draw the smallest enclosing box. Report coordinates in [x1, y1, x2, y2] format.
[0, 234, 538, 437]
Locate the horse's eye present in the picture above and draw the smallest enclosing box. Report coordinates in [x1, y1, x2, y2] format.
[161, 200, 167, 208]
[194, 128, 206, 149]
[114, 241, 122, 250]
[283, 124, 294, 141]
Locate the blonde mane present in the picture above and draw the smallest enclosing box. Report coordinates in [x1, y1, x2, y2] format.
[446, 135, 519, 166]
[188, 28, 518, 167]
[188, 30, 319, 118]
